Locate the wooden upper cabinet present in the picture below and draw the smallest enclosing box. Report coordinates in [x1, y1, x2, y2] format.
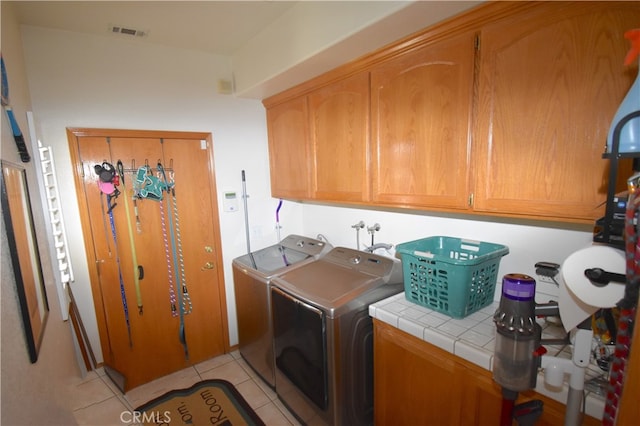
[309, 72, 370, 202]
[473, 2, 639, 221]
[264, 1, 640, 223]
[370, 31, 477, 210]
[267, 96, 311, 199]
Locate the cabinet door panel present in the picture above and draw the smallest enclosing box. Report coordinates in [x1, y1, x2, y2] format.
[474, 3, 639, 220]
[371, 31, 476, 209]
[309, 73, 370, 201]
[374, 320, 464, 425]
[267, 97, 311, 199]
[460, 363, 503, 424]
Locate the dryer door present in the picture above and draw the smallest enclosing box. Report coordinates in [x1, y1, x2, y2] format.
[272, 286, 328, 410]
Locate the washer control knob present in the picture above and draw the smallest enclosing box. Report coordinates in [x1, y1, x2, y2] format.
[351, 255, 361, 264]
[296, 240, 305, 248]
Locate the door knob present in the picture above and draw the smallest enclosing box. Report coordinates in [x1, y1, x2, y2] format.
[201, 261, 214, 271]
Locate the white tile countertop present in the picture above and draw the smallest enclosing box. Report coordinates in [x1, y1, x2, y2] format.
[369, 292, 608, 420]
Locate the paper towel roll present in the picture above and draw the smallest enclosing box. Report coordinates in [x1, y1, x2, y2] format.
[559, 245, 626, 331]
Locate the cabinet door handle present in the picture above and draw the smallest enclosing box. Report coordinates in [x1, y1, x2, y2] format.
[201, 262, 214, 271]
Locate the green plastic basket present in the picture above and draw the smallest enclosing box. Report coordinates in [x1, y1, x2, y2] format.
[396, 236, 509, 319]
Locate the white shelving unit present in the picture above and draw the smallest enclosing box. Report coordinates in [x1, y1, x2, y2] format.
[27, 112, 73, 320]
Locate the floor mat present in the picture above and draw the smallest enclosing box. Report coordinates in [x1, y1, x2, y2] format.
[135, 379, 265, 425]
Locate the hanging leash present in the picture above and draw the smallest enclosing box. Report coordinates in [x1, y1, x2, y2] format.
[135, 164, 179, 317]
[133, 197, 142, 234]
[99, 191, 112, 257]
[167, 167, 193, 315]
[105, 193, 133, 347]
[152, 166, 179, 318]
[156, 162, 192, 315]
[158, 161, 190, 360]
[134, 165, 178, 317]
[95, 161, 134, 348]
[159, 192, 178, 317]
[116, 161, 144, 315]
[135, 164, 178, 317]
[136, 165, 181, 318]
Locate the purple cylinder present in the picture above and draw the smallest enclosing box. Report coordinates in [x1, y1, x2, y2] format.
[501, 273, 536, 301]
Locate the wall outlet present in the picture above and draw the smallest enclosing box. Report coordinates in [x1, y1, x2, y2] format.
[536, 274, 557, 285]
[535, 261, 560, 285]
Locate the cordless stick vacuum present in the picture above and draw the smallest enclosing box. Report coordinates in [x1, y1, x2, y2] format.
[494, 274, 595, 426]
[493, 274, 544, 426]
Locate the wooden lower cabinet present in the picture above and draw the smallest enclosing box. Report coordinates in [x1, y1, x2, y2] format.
[374, 320, 466, 425]
[373, 320, 600, 425]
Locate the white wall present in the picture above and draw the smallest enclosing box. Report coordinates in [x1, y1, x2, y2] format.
[234, 1, 482, 98]
[20, 25, 304, 362]
[299, 204, 594, 304]
[2, 4, 80, 424]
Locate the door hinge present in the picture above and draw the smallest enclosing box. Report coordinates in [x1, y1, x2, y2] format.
[468, 193, 474, 207]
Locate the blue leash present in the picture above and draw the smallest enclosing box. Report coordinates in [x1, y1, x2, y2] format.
[105, 192, 133, 347]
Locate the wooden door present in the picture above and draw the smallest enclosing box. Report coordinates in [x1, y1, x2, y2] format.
[266, 96, 311, 199]
[473, 2, 640, 221]
[370, 31, 476, 210]
[67, 129, 228, 391]
[309, 72, 370, 202]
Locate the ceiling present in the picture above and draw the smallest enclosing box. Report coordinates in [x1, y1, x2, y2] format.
[10, 1, 300, 56]
[8, 1, 483, 98]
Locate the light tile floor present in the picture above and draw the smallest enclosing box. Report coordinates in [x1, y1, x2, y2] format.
[70, 350, 301, 426]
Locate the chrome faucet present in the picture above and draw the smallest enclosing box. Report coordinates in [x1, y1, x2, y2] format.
[364, 242, 393, 253]
[367, 223, 381, 247]
[352, 221, 365, 249]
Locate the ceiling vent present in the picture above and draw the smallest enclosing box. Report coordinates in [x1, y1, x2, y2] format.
[108, 25, 149, 38]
